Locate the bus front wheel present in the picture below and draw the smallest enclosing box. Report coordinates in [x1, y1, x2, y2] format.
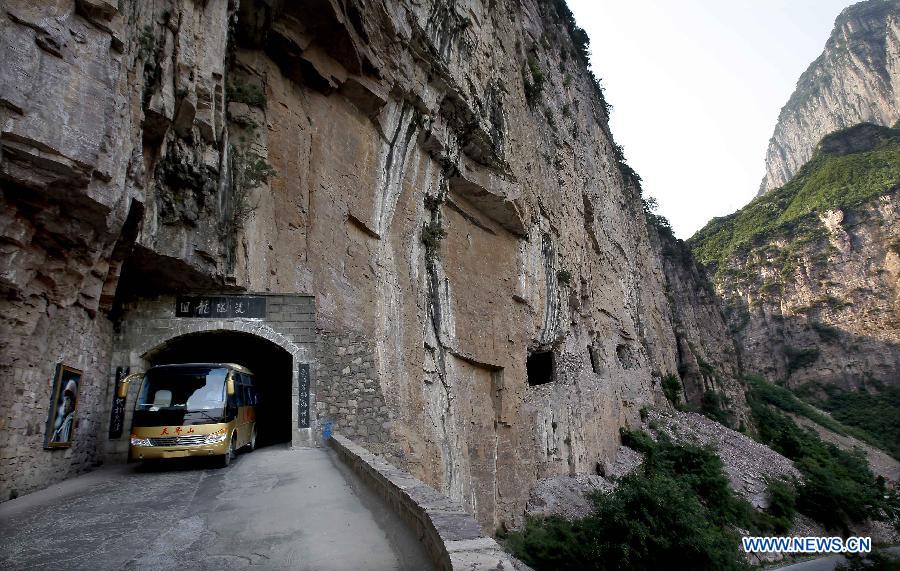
[219, 433, 237, 468]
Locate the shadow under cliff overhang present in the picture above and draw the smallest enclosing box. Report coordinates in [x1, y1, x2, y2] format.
[110, 244, 242, 321]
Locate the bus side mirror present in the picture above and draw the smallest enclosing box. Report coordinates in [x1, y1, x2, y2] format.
[117, 371, 144, 398]
[226, 377, 235, 396]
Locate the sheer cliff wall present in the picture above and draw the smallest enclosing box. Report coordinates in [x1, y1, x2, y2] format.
[650, 227, 748, 429]
[0, 0, 742, 528]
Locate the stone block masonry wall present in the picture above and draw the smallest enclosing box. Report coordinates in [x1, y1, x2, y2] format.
[0, 307, 113, 501]
[107, 293, 317, 460]
[315, 331, 393, 457]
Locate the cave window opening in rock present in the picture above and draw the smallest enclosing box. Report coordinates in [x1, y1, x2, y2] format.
[527, 350, 555, 386]
[616, 343, 638, 370]
[144, 330, 293, 447]
[588, 344, 602, 375]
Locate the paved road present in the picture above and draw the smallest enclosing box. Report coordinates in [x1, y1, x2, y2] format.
[0, 446, 432, 570]
[773, 546, 900, 571]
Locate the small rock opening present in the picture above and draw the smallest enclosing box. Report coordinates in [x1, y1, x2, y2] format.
[145, 330, 293, 447]
[527, 350, 555, 386]
[587, 344, 603, 375]
[616, 343, 638, 370]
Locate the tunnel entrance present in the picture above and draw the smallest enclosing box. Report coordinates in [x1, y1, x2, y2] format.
[145, 331, 293, 447]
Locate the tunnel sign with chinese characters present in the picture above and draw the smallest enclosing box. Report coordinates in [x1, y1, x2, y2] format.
[175, 295, 267, 319]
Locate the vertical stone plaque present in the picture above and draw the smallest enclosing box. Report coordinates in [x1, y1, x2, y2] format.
[108, 367, 128, 439]
[297, 363, 310, 429]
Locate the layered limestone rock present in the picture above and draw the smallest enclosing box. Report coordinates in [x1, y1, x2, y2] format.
[1, 0, 236, 497]
[650, 226, 749, 429]
[692, 125, 900, 392]
[711, 190, 900, 390]
[758, 0, 899, 195]
[0, 0, 745, 532]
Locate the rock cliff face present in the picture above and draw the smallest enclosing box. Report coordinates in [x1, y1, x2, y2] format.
[758, 0, 899, 195]
[650, 226, 748, 428]
[0, 0, 743, 529]
[693, 125, 900, 392]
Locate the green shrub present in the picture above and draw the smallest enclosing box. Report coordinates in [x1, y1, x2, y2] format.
[701, 390, 731, 426]
[760, 377, 898, 460]
[661, 375, 682, 406]
[556, 269, 571, 286]
[582, 472, 747, 570]
[139, 25, 156, 60]
[423, 194, 443, 212]
[506, 431, 758, 570]
[421, 220, 447, 261]
[746, 377, 894, 533]
[760, 281, 783, 297]
[612, 142, 641, 188]
[746, 375, 844, 434]
[783, 345, 820, 376]
[696, 354, 716, 378]
[643, 197, 674, 236]
[758, 478, 797, 534]
[817, 295, 851, 311]
[523, 55, 545, 105]
[227, 80, 266, 108]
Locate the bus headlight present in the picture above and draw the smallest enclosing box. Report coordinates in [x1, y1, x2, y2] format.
[205, 429, 227, 444]
[130, 436, 151, 447]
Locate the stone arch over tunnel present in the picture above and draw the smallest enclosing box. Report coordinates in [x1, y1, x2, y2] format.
[142, 330, 294, 447]
[106, 294, 318, 462]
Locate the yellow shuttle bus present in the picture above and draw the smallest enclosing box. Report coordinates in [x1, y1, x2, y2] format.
[129, 363, 258, 467]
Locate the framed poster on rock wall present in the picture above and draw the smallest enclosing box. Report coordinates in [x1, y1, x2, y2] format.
[45, 364, 82, 449]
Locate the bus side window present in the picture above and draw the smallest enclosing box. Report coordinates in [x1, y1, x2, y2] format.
[231, 374, 244, 407]
[239, 374, 249, 406]
[244, 374, 256, 406]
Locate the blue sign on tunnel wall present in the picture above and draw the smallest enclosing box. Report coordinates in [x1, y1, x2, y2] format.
[298, 363, 310, 428]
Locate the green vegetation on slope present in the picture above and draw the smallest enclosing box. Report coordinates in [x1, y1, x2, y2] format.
[689, 124, 900, 273]
[796, 383, 900, 460]
[504, 430, 794, 570]
[748, 374, 847, 434]
[746, 376, 899, 533]
[750, 374, 899, 460]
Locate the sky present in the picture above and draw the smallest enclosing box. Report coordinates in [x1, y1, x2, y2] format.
[566, 0, 855, 239]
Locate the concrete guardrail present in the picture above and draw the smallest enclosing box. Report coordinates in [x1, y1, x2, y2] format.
[329, 434, 529, 570]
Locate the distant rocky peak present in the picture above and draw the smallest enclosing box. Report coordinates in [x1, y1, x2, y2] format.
[757, 0, 899, 196]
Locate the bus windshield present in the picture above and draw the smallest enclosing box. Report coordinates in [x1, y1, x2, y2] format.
[136, 366, 228, 412]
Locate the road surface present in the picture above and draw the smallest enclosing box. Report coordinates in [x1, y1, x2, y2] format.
[774, 546, 900, 570]
[0, 445, 432, 570]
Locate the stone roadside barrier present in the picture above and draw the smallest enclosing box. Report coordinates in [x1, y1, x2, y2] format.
[329, 434, 530, 570]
